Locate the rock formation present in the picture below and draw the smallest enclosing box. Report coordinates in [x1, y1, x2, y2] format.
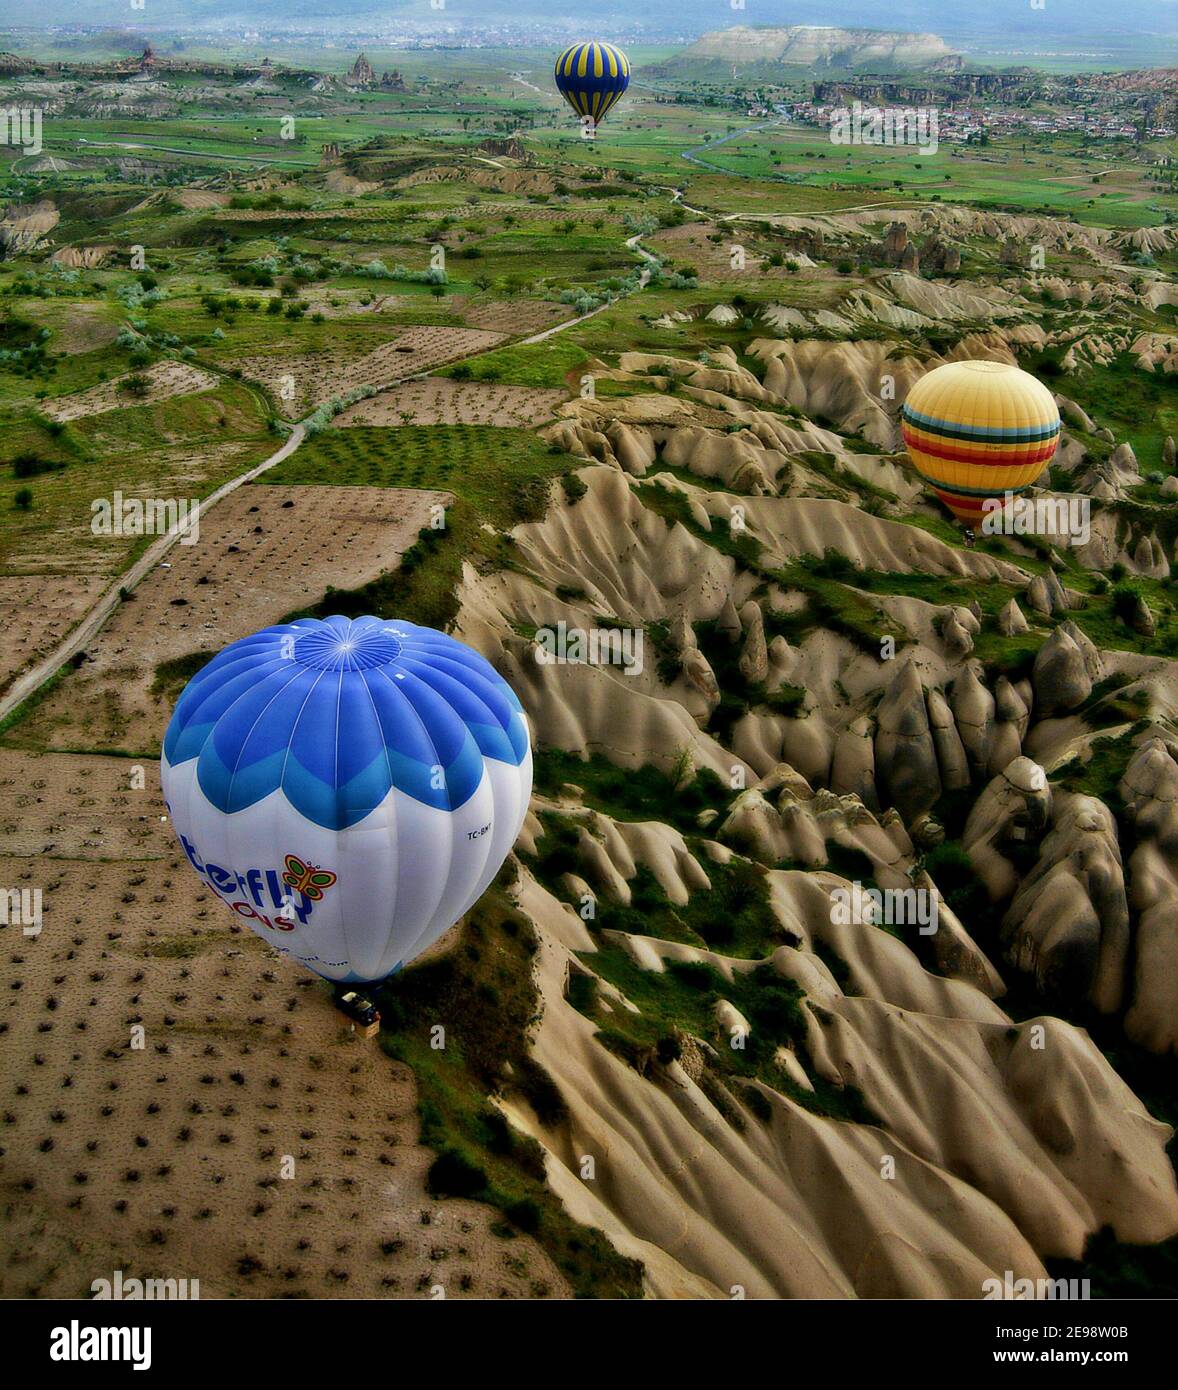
[347, 53, 376, 87]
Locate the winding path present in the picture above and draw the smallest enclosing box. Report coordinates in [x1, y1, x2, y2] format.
[0, 424, 304, 725]
[0, 213, 662, 725]
[680, 120, 784, 176]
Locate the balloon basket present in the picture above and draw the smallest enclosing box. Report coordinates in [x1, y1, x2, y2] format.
[332, 985, 382, 1038]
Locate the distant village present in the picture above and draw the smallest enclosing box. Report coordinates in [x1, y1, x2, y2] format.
[783, 71, 1177, 144]
[786, 96, 1175, 144]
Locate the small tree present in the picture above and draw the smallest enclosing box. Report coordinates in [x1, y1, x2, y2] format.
[14, 487, 32, 510]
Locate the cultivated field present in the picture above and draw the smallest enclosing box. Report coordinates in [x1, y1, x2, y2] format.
[335, 377, 567, 429]
[0, 574, 107, 700]
[42, 361, 220, 424]
[228, 327, 507, 417]
[6, 486, 450, 754]
[0, 747, 567, 1299]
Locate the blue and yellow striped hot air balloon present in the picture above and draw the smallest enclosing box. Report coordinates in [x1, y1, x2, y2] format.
[554, 40, 631, 130]
[901, 360, 1061, 527]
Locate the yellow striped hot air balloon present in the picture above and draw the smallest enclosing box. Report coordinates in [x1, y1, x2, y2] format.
[554, 40, 631, 130]
[901, 360, 1061, 527]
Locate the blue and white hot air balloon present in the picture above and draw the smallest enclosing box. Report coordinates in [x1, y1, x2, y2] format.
[161, 615, 533, 984]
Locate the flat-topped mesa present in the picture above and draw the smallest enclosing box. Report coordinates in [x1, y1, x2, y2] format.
[683, 25, 961, 70]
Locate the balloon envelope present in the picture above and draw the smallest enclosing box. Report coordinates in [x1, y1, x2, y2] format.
[554, 40, 631, 127]
[901, 360, 1060, 526]
[161, 615, 532, 983]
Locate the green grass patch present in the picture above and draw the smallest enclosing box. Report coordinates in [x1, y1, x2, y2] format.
[635, 479, 762, 571]
[260, 423, 566, 523]
[440, 339, 588, 390]
[375, 871, 643, 1298]
[570, 938, 876, 1126]
[532, 748, 731, 834]
[264, 424, 577, 630]
[151, 650, 215, 704]
[773, 558, 906, 658]
[1053, 355, 1178, 472]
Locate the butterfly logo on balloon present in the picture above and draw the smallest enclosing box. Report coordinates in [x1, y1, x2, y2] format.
[282, 854, 338, 902]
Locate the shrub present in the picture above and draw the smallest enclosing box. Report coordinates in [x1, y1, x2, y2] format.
[504, 1197, 541, 1233]
[1111, 583, 1140, 624]
[667, 960, 724, 993]
[10, 452, 62, 478]
[516, 1056, 567, 1127]
[924, 840, 990, 925]
[560, 473, 587, 505]
[426, 1148, 486, 1199]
